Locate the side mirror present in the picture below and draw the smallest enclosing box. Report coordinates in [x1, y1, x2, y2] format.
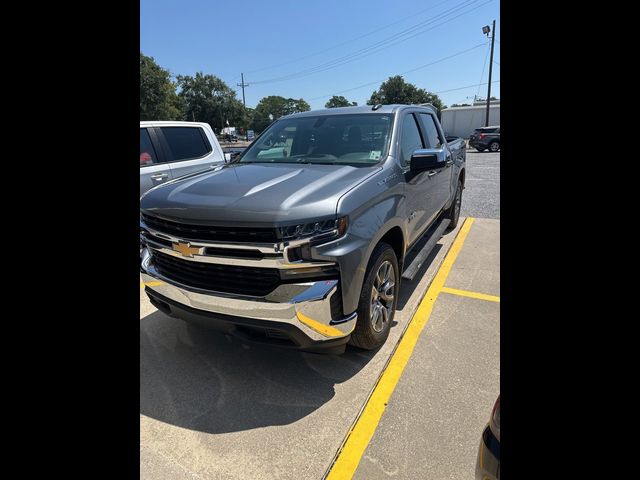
[410, 148, 445, 172]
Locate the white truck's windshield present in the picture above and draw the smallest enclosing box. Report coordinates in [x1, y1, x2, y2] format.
[240, 113, 394, 166]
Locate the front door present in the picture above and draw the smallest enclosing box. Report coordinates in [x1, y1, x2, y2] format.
[158, 126, 219, 180]
[399, 112, 435, 245]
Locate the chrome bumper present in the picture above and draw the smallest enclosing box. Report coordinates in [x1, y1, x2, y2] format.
[140, 248, 357, 343]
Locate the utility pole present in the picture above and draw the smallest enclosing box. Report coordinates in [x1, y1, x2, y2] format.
[237, 73, 249, 140]
[484, 19, 496, 126]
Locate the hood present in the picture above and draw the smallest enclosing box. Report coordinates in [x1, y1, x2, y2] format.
[140, 162, 380, 226]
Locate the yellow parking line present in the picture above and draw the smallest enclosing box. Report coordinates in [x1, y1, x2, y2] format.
[140, 281, 164, 288]
[441, 287, 500, 303]
[325, 217, 475, 480]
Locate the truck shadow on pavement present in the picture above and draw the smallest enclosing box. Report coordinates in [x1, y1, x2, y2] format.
[140, 313, 376, 434]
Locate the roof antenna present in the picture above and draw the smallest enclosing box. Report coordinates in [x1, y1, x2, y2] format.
[371, 104, 382, 111]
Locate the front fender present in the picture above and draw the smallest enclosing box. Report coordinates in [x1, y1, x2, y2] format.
[311, 161, 406, 314]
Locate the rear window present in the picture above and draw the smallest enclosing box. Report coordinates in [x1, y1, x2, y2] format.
[475, 127, 498, 133]
[161, 127, 212, 161]
[418, 113, 443, 148]
[140, 128, 157, 166]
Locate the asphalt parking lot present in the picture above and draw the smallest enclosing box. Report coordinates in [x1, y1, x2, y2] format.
[140, 152, 500, 479]
[460, 149, 500, 220]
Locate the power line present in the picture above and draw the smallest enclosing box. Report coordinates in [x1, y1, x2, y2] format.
[307, 43, 487, 101]
[251, 0, 494, 85]
[251, 0, 485, 85]
[244, 0, 457, 75]
[436, 80, 500, 94]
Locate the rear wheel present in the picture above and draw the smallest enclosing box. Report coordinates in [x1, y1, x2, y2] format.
[489, 141, 500, 152]
[475, 147, 485, 152]
[349, 243, 398, 350]
[445, 178, 463, 231]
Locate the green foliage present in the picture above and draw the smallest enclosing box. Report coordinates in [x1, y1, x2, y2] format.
[176, 73, 245, 132]
[325, 95, 358, 108]
[366, 75, 445, 114]
[140, 53, 182, 120]
[451, 103, 471, 107]
[250, 96, 311, 133]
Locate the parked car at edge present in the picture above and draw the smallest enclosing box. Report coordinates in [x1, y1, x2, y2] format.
[469, 126, 500, 152]
[476, 395, 500, 480]
[140, 121, 226, 196]
[140, 104, 466, 354]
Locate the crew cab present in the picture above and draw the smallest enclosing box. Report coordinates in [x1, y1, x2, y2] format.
[140, 121, 227, 196]
[140, 105, 466, 353]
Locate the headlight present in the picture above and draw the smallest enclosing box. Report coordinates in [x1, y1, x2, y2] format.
[278, 216, 348, 241]
[277, 217, 348, 263]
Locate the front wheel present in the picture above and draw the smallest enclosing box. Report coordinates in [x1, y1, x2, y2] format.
[489, 141, 500, 152]
[349, 243, 399, 350]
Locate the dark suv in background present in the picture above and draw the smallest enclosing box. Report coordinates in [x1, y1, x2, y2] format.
[469, 126, 500, 152]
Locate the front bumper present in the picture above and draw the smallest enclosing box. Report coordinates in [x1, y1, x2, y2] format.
[141, 248, 357, 351]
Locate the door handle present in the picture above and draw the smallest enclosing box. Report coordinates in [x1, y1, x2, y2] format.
[428, 171, 437, 177]
[446, 159, 453, 166]
[151, 173, 169, 181]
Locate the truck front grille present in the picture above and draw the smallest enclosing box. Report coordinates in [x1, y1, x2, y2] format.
[152, 250, 280, 297]
[142, 213, 278, 244]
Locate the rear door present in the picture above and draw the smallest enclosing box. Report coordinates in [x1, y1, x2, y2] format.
[156, 126, 220, 179]
[140, 127, 173, 196]
[417, 112, 452, 213]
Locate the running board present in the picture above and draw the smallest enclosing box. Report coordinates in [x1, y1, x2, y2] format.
[401, 217, 451, 281]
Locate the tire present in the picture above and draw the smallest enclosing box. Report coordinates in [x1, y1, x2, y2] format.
[445, 178, 463, 231]
[475, 147, 485, 152]
[489, 141, 500, 152]
[349, 243, 399, 350]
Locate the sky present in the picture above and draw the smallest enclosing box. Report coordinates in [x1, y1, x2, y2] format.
[140, 0, 500, 110]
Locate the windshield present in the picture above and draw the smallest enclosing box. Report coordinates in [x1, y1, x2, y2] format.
[239, 113, 394, 166]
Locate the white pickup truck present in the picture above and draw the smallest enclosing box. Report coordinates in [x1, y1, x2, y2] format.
[140, 121, 227, 196]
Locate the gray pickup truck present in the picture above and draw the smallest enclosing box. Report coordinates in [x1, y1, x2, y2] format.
[140, 104, 465, 353]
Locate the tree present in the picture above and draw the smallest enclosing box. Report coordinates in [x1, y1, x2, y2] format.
[176, 73, 245, 132]
[450, 103, 471, 107]
[290, 98, 311, 114]
[366, 75, 445, 115]
[250, 96, 311, 133]
[325, 95, 357, 108]
[140, 52, 182, 120]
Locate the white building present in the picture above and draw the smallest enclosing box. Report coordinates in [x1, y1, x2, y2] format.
[441, 104, 500, 139]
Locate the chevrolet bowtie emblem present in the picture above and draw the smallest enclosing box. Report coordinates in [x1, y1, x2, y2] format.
[172, 242, 201, 258]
